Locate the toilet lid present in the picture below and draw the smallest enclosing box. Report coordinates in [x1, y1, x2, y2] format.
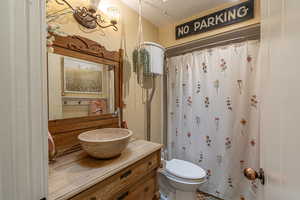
[166, 159, 206, 180]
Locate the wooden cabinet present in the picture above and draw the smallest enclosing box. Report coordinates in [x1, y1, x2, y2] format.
[48, 140, 162, 200]
[70, 151, 160, 200]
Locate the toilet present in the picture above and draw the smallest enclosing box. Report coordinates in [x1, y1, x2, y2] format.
[158, 159, 207, 200]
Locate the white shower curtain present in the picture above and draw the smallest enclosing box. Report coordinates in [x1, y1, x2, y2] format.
[167, 41, 261, 200]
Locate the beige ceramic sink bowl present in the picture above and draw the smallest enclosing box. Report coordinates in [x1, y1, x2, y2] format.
[78, 128, 133, 159]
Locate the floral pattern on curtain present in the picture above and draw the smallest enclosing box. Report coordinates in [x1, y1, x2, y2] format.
[167, 41, 261, 200]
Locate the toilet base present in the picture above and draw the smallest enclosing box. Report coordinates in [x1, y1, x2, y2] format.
[159, 173, 197, 200]
[175, 190, 197, 200]
[160, 190, 197, 200]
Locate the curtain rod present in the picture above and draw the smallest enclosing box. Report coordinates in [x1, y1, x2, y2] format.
[172, 33, 260, 56]
[166, 24, 260, 57]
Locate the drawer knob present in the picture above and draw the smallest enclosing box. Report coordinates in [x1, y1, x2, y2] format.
[144, 186, 149, 192]
[117, 191, 129, 200]
[120, 170, 132, 180]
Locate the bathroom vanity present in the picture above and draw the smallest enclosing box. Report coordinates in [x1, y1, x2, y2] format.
[47, 34, 162, 200]
[49, 139, 162, 200]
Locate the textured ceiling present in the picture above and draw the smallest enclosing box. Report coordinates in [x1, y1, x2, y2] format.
[120, 0, 237, 27]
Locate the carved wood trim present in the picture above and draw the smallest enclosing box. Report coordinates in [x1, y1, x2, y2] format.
[52, 34, 121, 62]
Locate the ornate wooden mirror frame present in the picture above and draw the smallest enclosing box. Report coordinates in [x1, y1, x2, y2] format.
[48, 33, 123, 157]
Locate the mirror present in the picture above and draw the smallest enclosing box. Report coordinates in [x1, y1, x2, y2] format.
[47, 33, 123, 157]
[48, 53, 115, 120]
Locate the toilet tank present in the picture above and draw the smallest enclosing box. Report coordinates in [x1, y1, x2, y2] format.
[142, 42, 165, 75]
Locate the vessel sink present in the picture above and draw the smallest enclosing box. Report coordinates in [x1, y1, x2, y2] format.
[78, 128, 133, 159]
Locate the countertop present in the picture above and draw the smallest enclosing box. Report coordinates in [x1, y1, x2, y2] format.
[48, 139, 162, 200]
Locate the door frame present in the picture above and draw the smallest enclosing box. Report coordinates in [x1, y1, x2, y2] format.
[0, 0, 48, 199]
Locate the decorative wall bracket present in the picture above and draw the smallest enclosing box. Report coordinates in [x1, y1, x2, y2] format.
[52, 0, 118, 31]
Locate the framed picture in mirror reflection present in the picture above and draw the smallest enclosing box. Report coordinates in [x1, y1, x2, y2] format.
[62, 57, 103, 95]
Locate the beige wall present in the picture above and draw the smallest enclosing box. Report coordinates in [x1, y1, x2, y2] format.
[47, 0, 163, 143]
[48, 53, 63, 120]
[159, 0, 260, 48]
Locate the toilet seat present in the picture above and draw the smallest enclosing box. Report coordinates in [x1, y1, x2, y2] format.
[164, 159, 206, 183]
[160, 169, 206, 184]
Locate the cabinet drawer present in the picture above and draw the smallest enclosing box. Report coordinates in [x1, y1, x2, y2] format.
[114, 173, 156, 200]
[70, 151, 159, 200]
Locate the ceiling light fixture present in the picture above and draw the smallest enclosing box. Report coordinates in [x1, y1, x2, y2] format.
[53, 0, 119, 31]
